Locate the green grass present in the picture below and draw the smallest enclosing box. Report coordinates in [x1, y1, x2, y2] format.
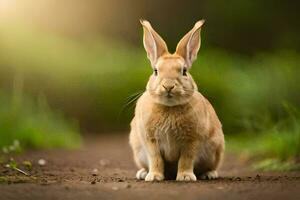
[0, 89, 81, 150]
[228, 104, 300, 171]
[228, 128, 300, 162]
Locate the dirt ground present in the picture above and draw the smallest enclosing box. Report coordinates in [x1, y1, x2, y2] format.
[0, 134, 300, 200]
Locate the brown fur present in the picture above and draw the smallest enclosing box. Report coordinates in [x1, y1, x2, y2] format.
[129, 20, 225, 181]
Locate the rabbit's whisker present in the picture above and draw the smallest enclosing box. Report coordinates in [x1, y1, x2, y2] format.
[117, 90, 144, 121]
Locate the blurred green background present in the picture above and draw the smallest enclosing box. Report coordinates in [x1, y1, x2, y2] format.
[0, 0, 299, 170]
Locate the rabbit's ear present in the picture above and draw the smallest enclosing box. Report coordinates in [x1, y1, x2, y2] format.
[140, 20, 169, 68]
[175, 20, 205, 68]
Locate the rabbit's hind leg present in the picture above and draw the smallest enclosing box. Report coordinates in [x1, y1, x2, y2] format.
[134, 148, 148, 180]
[200, 170, 219, 180]
[129, 129, 149, 180]
[136, 168, 148, 180]
[194, 141, 224, 180]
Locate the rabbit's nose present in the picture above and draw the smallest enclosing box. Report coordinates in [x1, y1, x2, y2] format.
[163, 85, 175, 92]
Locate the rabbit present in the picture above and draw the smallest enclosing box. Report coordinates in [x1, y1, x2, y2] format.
[129, 19, 225, 182]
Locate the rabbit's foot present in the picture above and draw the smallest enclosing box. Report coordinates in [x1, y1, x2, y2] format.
[145, 171, 164, 181]
[176, 172, 197, 181]
[200, 170, 218, 180]
[136, 168, 148, 180]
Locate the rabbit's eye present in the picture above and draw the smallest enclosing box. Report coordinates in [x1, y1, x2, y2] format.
[154, 68, 158, 76]
[182, 68, 187, 76]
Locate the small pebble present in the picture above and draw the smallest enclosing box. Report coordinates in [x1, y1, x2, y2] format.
[112, 186, 119, 191]
[38, 159, 46, 166]
[92, 168, 99, 176]
[22, 161, 32, 170]
[99, 159, 110, 167]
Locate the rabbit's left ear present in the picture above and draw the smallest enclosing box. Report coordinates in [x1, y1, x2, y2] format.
[140, 20, 169, 68]
[175, 20, 205, 68]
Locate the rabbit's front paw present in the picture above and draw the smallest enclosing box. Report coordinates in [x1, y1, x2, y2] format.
[145, 172, 164, 181]
[176, 172, 197, 181]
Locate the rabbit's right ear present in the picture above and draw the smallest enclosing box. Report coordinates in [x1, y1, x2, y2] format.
[175, 20, 205, 68]
[140, 20, 169, 68]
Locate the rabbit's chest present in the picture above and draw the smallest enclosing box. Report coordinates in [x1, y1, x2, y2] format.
[145, 107, 198, 161]
[146, 105, 197, 139]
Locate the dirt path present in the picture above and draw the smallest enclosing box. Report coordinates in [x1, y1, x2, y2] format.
[1, 135, 300, 200]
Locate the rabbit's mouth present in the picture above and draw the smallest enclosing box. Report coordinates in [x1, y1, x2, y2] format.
[163, 90, 179, 99]
[147, 88, 194, 106]
[155, 92, 190, 106]
[166, 92, 174, 98]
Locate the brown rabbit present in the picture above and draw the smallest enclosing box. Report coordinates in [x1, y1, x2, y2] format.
[129, 20, 225, 181]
